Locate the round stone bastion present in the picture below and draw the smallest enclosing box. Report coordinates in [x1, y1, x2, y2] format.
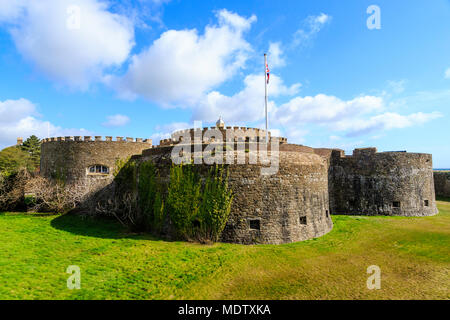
[40, 136, 152, 183]
[329, 148, 438, 216]
[141, 145, 333, 245]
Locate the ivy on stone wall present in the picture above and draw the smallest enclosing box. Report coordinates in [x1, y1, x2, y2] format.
[114, 158, 137, 194]
[138, 161, 165, 233]
[112, 159, 233, 243]
[197, 166, 233, 242]
[166, 164, 202, 239]
[166, 164, 233, 242]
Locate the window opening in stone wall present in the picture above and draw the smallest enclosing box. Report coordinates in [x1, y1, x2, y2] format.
[326, 210, 329, 218]
[424, 200, 429, 207]
[393, 201, 400, 208]
[299, 216, 307, 225]
[88, 165, 109, 174]
[249, 219, 260, 230]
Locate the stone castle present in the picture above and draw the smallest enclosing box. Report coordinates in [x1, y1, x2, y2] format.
[39, 119, 438, 244]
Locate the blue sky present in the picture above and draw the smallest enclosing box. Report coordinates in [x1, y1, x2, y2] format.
[0, 0, 449, 167]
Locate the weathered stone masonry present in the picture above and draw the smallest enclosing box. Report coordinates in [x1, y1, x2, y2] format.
[434, 171, 450, 197]
[40, 136, 152, 183]
[139, 145, 333, 244]
[327, 148, 437, 216]
[39, 123, 439, 244]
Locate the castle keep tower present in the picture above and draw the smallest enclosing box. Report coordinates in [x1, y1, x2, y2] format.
[40, 136, 152, 183]
[37, 120, 438, 244]
[139, 123, 333, 244]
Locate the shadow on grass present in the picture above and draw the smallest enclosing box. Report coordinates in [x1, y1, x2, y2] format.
[0, 211, 59, 217]
[50, 213, 168, 241]
[436, 196, 450, 202]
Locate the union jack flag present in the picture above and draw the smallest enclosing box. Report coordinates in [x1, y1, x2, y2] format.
[266, 63, 270, 84]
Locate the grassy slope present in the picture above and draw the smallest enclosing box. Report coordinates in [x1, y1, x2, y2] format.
[0, 200, 449, 300]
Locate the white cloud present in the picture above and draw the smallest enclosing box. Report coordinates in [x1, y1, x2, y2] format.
[283, 128, 309, 144]
[102, 114, 130, 127]
[268, 42, 285, 68]
[150, 122, 190, 144]
[270, 93, 442, 138]
[148, 0, 171, 5]
[116, 9, 256, 105]
[273, 94, 384, 125]
[338, 111, 443, 137]
[108, 0, 170, 29]
[268, 128, 282, 137]
[217, 8, 257, 30]
[0, 98, 36, 123]
[386, 80, 406, 94]
[192, 73, 301, 123]
[0, 0, 134, 89]
[0, 0, 26, 22]
[445, 68, 450, 79]
[293, 13, 331, 47]
[0, 98, 91, 149]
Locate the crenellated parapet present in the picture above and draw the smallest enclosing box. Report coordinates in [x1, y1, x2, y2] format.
[328, 147, 437, 217]
[42, 136, 152, 144]
[163, 126, 287, 146]
[40, 136, 153, 183]
[140, 143, 332, 244]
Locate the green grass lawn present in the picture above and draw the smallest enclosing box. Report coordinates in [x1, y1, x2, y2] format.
[1, 199, 449, 300]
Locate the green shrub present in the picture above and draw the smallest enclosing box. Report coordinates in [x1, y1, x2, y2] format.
[0, 169, 28, 211]
[166, 164, 202, 239]
[20, 135, 41, 170]
[166, 164, 233, 242]
[198, 166, 233, 242]
[152, 190, 165, 232]
[24, 194, 37, 207]
[0, 146, 34, 176]
[138, 161, 165, 233]
[105, 159, 139, 226]
[114, 158, 137, 193]
[0, 135, 41, 175]
[113, 157, 134, 179]
[111, 159, 233, 243]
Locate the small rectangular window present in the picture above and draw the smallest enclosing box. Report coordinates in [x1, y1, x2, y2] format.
[299, 216, 307, 225]
[393, 201, 400, 208]
[249, 219, 260, 230]
[89, 167, 95, 173]
[326, 210, 329, 218]
[424, 200, 429, 207]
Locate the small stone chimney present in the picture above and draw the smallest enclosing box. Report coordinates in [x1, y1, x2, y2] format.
[17, 137, 23, 146]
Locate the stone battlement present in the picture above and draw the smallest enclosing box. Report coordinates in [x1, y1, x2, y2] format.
[172, 126, 271, 136]
[160, 127, 287, 146]
[330, 147, 431, 160]
[328, 147, 436, 217]
[41, 136, 152, 144]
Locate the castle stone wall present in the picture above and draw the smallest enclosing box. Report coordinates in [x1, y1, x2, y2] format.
[159, 127, 288, 146]
[329, 148, 437, 216]
[141, 146, 333, 244]
[40, 137, 152, 183]
[37, 128, 439, 244]
[434, 171, 450, 197]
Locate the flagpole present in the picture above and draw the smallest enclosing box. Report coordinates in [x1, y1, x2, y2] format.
[264, 53, 268, 143]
